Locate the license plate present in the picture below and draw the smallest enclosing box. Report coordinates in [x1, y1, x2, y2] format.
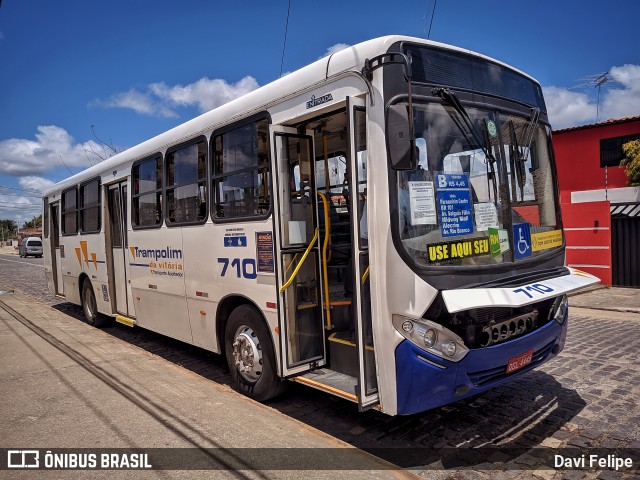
[506, 349, 534, 374]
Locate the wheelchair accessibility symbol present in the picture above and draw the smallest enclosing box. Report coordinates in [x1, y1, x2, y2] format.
[512, 223, 532, 259]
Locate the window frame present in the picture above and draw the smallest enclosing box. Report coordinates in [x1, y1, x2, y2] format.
[131, 154, 164, 230]
[43, 197, 49, 238]
[600, 134, 640, 168]
[164, 136, 208, 227]
[61, 186, 78, 236]
[210, 113, 272, 224]
[79, 177, 102, 234]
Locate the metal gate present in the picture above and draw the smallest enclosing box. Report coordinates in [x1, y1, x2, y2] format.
[611, 203, 640, 288]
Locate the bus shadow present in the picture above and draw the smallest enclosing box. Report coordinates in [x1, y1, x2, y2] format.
[51, 301, 585, 469]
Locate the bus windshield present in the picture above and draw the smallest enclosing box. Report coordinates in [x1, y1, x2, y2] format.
[392, 101, 560, 268]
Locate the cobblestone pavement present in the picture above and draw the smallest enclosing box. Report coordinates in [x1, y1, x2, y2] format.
[1, 253, 639, 480]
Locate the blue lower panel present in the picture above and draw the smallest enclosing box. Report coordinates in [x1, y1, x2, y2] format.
[396, 316, 568, 415]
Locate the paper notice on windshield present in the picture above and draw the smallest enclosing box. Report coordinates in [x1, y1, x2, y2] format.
[409, 181, 437, 225]
[474, 202, 498, 232]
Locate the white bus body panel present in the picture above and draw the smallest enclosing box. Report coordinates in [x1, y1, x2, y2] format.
[442, 268, 600, 313]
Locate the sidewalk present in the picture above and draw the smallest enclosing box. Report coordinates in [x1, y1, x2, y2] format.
[0, 287, 414, 478]
[569, 283, 640, 314]
[0, 245, 18, 255]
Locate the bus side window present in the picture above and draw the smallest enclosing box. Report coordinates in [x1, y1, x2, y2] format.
[165, 139, 207, 225]
[212, 118, 271, 220]
[132, 155, 163, 228]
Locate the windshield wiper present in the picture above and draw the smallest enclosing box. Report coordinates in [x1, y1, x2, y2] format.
[509, 107, 540, 201]
[433, 87, 499, 202]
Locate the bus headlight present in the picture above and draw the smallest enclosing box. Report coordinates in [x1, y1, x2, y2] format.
[423, 329, 437, 348]
[392, 314, 469, 362]
[550, 295, 568, 325]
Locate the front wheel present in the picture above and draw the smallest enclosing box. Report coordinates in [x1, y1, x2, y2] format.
[81, 280, 108, 327]
[225, 304, 287, 402]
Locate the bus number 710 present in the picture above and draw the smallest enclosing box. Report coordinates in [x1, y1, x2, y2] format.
[218, 257, 257, 279]
[512, 283, 554, 299]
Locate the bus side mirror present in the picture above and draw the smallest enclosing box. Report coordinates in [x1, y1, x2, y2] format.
[386, 104, 417, 171]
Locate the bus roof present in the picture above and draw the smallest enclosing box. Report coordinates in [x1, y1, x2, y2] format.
[43, 35, 538, 197]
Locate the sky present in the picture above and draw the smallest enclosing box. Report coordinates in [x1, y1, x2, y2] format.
[0, 0, 638, 225]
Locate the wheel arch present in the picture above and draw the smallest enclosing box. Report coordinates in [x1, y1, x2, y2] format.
[215, 294, 277, 358]
[78, 272, 90, 299]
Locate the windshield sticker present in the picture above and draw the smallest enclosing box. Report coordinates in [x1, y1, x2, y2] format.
[427, 238, 490, 264]
[436, 174, 474, 237]
[531, 229, 563, 252]
[409, 181, 437, 225]
[512, 223, 532, 259]
[474, 202, 498, 232]
[489, 227, 510, 257]
[486, 120, 498, 138]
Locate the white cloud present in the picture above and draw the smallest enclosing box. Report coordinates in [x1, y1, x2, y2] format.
[18, 176, 55, 193]
[543, 86, 596, 129]
[150, 76, 259, 113]
[93, 76, 260, 117]
[600, 64, 640, 121]
[93, 89, 178, 118]
[319, 43, 350, 59]
[543, 63, 640, 129]
[0, 125, 106, 176]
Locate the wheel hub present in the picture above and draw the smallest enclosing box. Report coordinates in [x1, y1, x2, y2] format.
[232, 325, 263, 382]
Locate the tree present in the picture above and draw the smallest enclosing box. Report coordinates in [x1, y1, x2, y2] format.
[0, 219, 18, 240]
[621, 139, 640, 187]
[22, 214, 42, 229]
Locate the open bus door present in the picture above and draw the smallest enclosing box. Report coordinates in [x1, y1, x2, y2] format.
[271, 126, 327, 377]
[106, 182, 135, 317]
[347, 96, 380, 410]
[49, 202, 64, 296]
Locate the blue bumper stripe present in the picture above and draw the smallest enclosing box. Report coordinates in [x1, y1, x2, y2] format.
[395, 315, 568, 415]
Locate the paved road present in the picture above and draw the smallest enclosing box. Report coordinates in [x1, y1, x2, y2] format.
[1, 254, 639, 479]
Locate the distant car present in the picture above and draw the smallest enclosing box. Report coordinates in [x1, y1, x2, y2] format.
[19, 237, 43, 258]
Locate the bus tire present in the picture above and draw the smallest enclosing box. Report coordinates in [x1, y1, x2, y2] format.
[225, 304, 287, 402]
[81, 279, 108, 328]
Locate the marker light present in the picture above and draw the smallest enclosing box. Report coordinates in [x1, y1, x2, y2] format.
[442, 340, 457, 357]
[551, 295, 568, 324]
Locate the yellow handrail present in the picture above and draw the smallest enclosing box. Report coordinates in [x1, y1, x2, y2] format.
[317, 192, 332, 329]
[361, 265, 370, 284]
[279, 228, 319, 293]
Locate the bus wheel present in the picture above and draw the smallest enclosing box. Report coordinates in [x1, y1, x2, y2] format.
[81, 280, 108, 328]
[225, 304, 286, 402]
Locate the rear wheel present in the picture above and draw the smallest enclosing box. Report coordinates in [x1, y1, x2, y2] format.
[81, 280, 108, 327]
[225, 304, 287, 401]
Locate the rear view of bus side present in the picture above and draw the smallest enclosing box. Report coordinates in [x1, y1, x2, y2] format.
[43, 36, 598, 416]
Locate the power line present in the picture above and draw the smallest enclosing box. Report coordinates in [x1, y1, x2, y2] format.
[279, 0, 291, 77]
[0, 191, 42, 199]
[0, 184, 43, 194]
[427, 0, 437, 39]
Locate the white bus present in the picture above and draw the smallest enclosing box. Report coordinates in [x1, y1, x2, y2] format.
[43, 36, 598, 415]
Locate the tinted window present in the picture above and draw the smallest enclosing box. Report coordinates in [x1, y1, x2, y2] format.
[80, 178, 101, 233]
[28, 240, 43, 247]
[600, 134, 640, 167]
[62, 187, 78, 235]
[166, 140, 207, 225]
[212, 119, 270, 219]
[132, 156, 163, 228]
[406, 45, 546, 112]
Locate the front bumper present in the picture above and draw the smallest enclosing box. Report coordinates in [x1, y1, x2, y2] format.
[395, 310, 568, 415]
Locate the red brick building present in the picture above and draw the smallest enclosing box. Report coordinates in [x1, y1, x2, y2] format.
[553, 116, 640, 287]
